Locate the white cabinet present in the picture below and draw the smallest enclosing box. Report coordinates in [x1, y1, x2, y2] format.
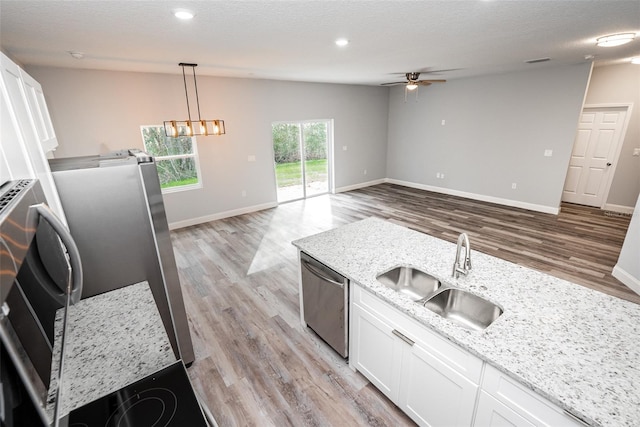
[19, 69, 58, 153]
[350, 284, 482, 427]
[475, 364, 586, 427]
[1, 52, 65, 221]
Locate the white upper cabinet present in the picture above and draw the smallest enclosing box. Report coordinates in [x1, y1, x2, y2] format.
[19, 68, 58, 153]
[1, 52, 66, 222]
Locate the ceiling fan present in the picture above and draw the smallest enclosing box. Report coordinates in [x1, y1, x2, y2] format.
[381, 72, 446, 90]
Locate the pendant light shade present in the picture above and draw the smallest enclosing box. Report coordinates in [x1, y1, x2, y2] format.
[164, 63, 225, 137]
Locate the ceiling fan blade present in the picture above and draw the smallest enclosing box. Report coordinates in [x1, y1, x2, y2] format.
[380, 82, 407, 86]
[419, 68, 462, 74]
[417, 79, 446, 85]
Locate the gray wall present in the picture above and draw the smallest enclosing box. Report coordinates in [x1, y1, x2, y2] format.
[584, 63, 640, 208]
[26, 66, 389, 226]
[386, 63, 592, 212]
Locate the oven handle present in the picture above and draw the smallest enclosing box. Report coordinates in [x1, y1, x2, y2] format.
[301, 259, 345, 289]
[31, 203, 84, 305]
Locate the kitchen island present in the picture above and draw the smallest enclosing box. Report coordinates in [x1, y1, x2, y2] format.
[292, 217, 640, 426]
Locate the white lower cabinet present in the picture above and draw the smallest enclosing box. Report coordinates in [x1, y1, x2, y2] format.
[474, 391, 535, 427]
[350, 284, 585, 427]
[476, 364, 586, 426]
[399, 340, 479, 426]
[350, 284, 482, 427]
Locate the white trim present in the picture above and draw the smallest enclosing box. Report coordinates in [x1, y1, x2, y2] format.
[385, 179, 560, 215]
[612, 265, 640, 296]
[168, 201, 277, 230]
[602, 203, 635, 215]
[335, 178, 386, 193]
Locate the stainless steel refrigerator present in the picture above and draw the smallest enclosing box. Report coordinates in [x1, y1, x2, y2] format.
[48, 150, 195, 364]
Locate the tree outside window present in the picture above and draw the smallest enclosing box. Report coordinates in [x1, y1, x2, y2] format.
[140, 125, 202, 192]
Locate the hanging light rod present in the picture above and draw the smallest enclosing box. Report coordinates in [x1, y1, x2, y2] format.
[164, 62, 225, 137]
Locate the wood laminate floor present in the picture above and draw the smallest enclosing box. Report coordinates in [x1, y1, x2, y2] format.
[171, 183, 637, 427]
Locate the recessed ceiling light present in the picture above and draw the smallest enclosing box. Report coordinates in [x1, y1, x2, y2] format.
[596, 33, 635, 47]
[173, 9, 194, 20]
[335, 38, 349, 47]
[631, 57, 640, 65]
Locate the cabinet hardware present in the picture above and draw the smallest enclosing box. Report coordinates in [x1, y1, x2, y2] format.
[392, 329, 415, 346]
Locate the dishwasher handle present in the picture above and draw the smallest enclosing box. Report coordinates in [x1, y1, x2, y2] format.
[301, 259, 345, 289]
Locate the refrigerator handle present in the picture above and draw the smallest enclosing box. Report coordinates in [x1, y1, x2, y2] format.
[30, 203, 84, 305]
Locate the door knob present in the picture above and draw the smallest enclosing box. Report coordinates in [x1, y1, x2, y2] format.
[606, 162, 612, 166]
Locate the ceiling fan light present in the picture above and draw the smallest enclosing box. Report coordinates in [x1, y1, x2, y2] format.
[406, 83, 418, 91]
[596, 33, 635, 47]
[631, 57, 640, 65]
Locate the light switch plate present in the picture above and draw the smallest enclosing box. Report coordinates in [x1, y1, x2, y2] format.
[544, 149, 553, 157]
[633, 148, 640, 157]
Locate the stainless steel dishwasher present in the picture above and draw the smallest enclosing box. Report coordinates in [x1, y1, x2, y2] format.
[300, 252, 349, 358]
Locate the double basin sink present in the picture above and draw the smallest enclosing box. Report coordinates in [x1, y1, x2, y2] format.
[376, 266, 503, 331]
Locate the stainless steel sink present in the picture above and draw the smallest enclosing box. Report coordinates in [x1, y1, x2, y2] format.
[376, 266, 441, 301]
[422, 288, 503, 331]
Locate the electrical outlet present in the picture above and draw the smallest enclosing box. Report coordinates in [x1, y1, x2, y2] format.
[633, 148, 640, 157]
[512, 183, 517, 190]
[241, 190, 247, 197]
[441, 173, 445, 179]
[441, 119, 446, 126]
[343, 146, 348, 151]
[436, 172, 441, 179]
[544, 149, 553, 157]
[247, 155, 256, 162]
[363, 169, 367, 175]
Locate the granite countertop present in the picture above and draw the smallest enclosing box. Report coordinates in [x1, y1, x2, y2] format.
[292, 217, 640, 427]
[49, 281, 176, 418]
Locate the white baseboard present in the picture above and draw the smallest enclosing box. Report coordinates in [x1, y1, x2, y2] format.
[335, 178, 386, 194]
[169, 201, 278, 230]
[602, 203, 635, 215]
[385, 179, 560, 215]
[612, 265, 640, 296]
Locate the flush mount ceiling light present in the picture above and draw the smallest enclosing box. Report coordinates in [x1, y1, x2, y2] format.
[67, 51, 84, 59]
[335, 38, 349, 47]
[596, 33, 635, 47]
[164, 63, 225, 138]
[173, 9, 194, 20]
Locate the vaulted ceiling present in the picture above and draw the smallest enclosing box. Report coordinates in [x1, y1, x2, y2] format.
[1, 1, 638, 85]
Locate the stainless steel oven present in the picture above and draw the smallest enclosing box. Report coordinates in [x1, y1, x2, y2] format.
[300, 252, 349, 358]
[0, 179, 83, 427]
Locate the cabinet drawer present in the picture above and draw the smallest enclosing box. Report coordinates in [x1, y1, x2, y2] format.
[353, 284, 483, 383]
[481, 364, 586, 426]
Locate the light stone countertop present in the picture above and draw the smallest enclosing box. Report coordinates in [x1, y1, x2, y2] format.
[49, 281, 176, 418]
[292, 217, 640, 427]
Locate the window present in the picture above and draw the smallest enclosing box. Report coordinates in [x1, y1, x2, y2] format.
[140, 125, 202, 193]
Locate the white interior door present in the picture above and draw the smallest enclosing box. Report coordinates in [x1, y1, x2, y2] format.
[562, 106, 628, 207]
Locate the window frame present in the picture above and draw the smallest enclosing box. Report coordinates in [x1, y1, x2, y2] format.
[140, 125, 203, 194]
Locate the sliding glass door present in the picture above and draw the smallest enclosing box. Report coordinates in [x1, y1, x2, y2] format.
[272, 120, 331, 203]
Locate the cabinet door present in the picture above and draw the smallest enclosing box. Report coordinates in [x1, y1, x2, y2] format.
[474, 391, 535, 427]
[399, 341, 479, 427]
[1, 53, 66, 221]
[350, 303, 402, 401]
[19, 69, 58, 153]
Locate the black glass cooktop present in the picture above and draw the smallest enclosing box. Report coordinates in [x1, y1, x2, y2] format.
[68, 361, 208, 427]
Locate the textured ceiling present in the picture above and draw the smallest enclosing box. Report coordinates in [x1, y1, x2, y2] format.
[1, 1, 639, 85]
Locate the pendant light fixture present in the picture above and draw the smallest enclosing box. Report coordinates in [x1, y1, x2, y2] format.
[164, 63, 225, 137]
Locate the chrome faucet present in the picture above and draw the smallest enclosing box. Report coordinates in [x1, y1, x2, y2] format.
[452, 232, 472, 278]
